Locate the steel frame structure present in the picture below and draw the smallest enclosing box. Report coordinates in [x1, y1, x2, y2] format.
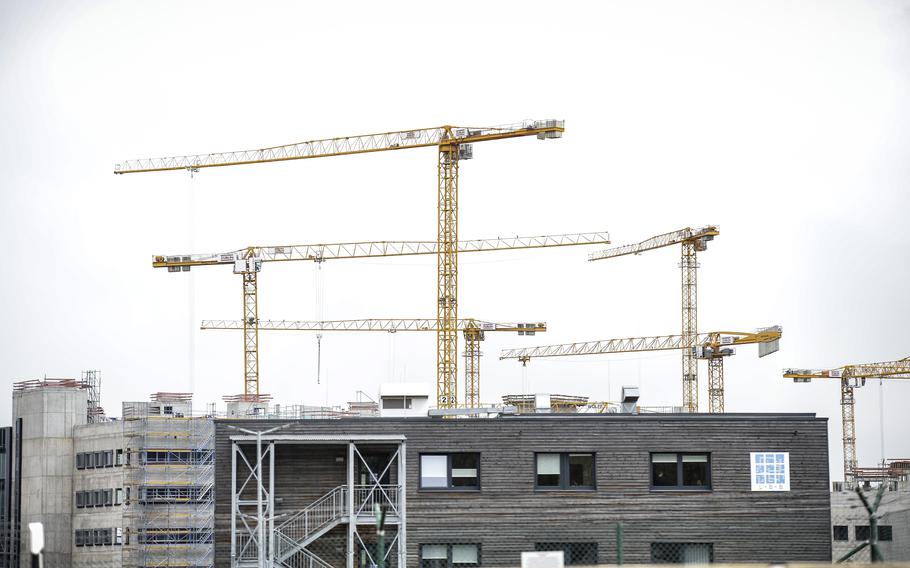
[588, 226, 719, 412]
[116, 119, 567, 408]
[784, 357, 910, 487]
[228, 433, 406, 568]
[202, 318, 543, 409]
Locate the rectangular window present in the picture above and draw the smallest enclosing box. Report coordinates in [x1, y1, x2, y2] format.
[651, 453, 710, 490]
[75, 530, 84, 547]
[94, 451, 104, 469]
[104, 489, 113, 506]
[115, 527, 123, 545]
[420, 544, 480, 568]
[76, 491, 85, 508]
[535, 542, 598, 566]
[420, 454, 479, 490]
[86, 452, 95, 469]
[115, 488, 123, 505]
[94, 489, 103, 507]
[536, 453, 595, 490]
[104, 450, 113, 467]
[383, 397, 412, 409]
[76, 453, 86, 470]
[115, 449, 123, 466]
[833, 525, 849, 541]
[651, 542, 714, 564]
[878, 525, 892, 542]
[855, 526, 870, 541]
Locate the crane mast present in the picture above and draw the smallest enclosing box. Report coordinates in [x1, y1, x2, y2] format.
[202, 318, 544, 408]
[784, 357, 910, 486]
[117, 119, 566, 408]
[155, 231, 606, 399]
[589, 226, 719, 411]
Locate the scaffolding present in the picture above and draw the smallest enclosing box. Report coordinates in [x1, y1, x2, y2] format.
[123, 394, 214, 568]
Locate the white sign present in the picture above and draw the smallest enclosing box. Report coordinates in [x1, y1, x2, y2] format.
[750, 452, 790, 491]
[522, 551, 564, 568]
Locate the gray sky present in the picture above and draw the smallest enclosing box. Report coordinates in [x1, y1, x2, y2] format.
[2, 0, 908, 482]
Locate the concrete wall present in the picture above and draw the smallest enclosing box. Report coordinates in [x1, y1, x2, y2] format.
[12, 387, 86, 568]
[214, 413, 831, 567]
[832, 481, 910, 561]
[72, 421, 126, 568]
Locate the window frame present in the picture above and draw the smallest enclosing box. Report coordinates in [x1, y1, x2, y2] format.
[418, 453, 481, 491]
[650, 542, 714, 564]
[650, 452, 712, 491]
[878, 525, 893, 542]
[76, 452, 86, 470]
[855, 525, 871, 541]
[534, 452, 596, 491]
[419, 543, 481, 568]
[832, 525, 849, 542]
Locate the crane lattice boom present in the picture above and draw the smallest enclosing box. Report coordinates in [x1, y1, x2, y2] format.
[154, 232, 610, 269]
[588, 226, 719, 261]
[500, 327, 781, 360]
[114, 121, 564, 174]
[202, 319, 544, 333]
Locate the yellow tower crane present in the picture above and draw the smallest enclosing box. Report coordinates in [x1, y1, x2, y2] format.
[200, 318, 545, 408]
[783, 357, 910, 487]
[588, 226, 719, 412]
[153, 231, 608, 400]
[115, 120, 565, 408]
[500, 326, 781, 411]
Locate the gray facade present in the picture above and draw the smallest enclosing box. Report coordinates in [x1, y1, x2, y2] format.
[12, 386, 87, 568]
[215, 413, 831, 567]
[832, 481, 910, 562]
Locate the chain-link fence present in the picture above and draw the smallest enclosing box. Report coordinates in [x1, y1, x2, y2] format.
[831, 480, 909, 563]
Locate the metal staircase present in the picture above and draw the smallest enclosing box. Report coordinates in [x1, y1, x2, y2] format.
[274, 486, 347, 565]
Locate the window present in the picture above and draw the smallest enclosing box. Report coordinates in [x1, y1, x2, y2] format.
[651, 453, 710, 490]
[535, 542, 598, 565]
[76, 453, 86, 470]
[104, 450, 113, 467]
[115, 527, 124, 545]
[420, 454, 479, 489]
[536, 453, 595, 490]
[75, 530, 85, 547]
[115, 488, 123, 505]
[651, 542, 714, 564]
[85, 452, 95, 469]
[878, 525, 893, 542]
[94, 451, 104, 468]
[833, 525, 849, 541]
[382, 397, 413, 410]
[76, 491, 85, 508]
[855, 526, 870, 541]
[115, 449, 123, 466]
[104, 489, 113, 506]
[420, 544, 480, 568]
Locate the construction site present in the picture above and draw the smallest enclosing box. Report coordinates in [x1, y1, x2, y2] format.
[2, 3, 909, 568]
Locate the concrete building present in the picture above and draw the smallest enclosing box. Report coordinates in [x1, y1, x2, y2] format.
[831, 463, 910, 562]
[4, 377, 835, 567]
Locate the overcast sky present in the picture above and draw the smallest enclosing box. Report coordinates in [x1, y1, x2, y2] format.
[2, 0, 908, 481]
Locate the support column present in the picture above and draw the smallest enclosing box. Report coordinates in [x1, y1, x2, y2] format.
[256, 432, 265, 568]
[680, 242, 698, 412]
[231, 443, 237, 568]
[437, 145, 459, 409]
[348, 442, 355, 568]
[398, 441, 407, 568]
[268, 441, 275, 567]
